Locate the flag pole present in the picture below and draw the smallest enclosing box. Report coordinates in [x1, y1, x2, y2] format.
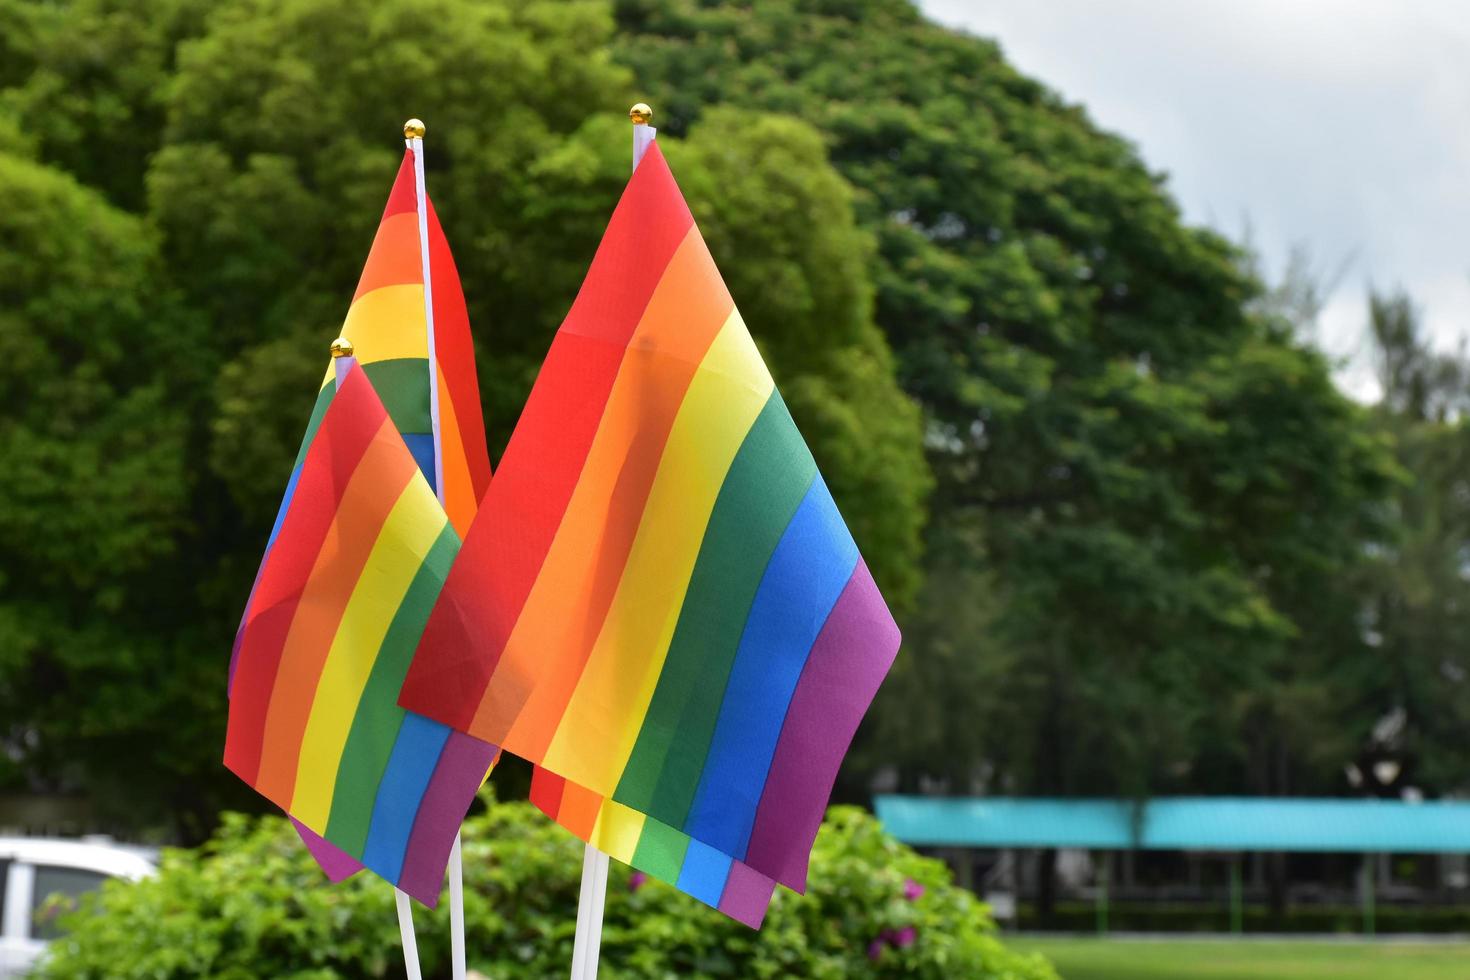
[630, 101, 656, 173]
[404, 116, 470, 980]
[394, 890, 425, 980]
[570, 838, 598, 979]
[332, 338, 424, 980]
[568, 102, 659, 980]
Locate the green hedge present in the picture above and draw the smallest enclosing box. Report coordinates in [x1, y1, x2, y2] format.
[39, 794, 1056, 979]
[1024, 901, 1470, 934]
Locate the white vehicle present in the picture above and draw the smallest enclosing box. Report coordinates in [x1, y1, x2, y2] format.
[0, 838, 156, 978]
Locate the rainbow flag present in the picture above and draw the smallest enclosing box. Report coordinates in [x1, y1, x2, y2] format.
[265, 150, 489, 550]
[226, 148, 496, 904]
[398, 143, 900, 925]
[225, 365, 494, 905]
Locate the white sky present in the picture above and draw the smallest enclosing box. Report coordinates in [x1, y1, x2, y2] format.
[921, 0, 1470, 399]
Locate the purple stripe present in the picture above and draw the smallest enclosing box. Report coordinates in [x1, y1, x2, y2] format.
[393, 731, 498, 905]
[742, 560, 899, 891]
[292, 816, 363, 882]
[718, 860, 778, 929]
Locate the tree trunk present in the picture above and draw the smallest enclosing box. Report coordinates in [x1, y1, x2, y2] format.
[1037, 847, 1059, 925]
[1267, 850, 1288, 921]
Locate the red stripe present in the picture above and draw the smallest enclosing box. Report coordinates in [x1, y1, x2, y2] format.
[399, 143, 692, 731]
[426, 197, 491, 501]
[529, 765, 567, 819]
[223, 370, 390, 785]
[251, 416, 416, 807]
[381, 151, 416, 220]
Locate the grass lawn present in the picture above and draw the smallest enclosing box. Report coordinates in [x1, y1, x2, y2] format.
[1011, 936, 1470, 979]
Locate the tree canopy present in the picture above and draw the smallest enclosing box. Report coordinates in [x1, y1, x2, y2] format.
[0, 0, 927, 831]
[0, 0, 1443, 844]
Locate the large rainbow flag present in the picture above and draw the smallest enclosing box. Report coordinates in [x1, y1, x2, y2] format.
[225, 148, 496, 905]
[398, 143, 900, 925]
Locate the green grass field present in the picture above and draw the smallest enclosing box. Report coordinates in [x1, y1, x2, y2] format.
[1012, 936, 1470, 979]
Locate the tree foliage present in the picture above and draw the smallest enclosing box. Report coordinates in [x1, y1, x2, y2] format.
[1353, 291, 1470, 795]
[0, 0, 1444, 855]
[0, 0, 928, 831]
[0, 152, 213, 827]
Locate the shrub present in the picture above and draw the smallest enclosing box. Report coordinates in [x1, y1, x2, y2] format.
[38, 794, 1055, 979]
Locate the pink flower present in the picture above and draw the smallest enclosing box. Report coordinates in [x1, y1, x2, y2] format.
[903, 878, 925, 901]
[628, 870, 647, 893]
[893, 926, 917, 948]
[867, 938, 886, 961]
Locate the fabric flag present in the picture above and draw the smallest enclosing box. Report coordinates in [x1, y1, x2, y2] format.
[398, 143, 900, 926]
[225, 149, 496, 905]
[224, 365, 492, 905]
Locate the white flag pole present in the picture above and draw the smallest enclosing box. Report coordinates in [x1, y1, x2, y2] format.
[405, 118, 448, 513]
[583, 846, 610, 978]
[570, 839, 598, 979]
[631, 101, 657, 172]
[449, 832, 467, 980]
[331, 340, 424, 980]
[404, 116, 470, 980]
[395, 888, 426, 980]
[568, 103, 659, 980]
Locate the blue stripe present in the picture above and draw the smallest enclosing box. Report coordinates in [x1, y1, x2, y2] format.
[264, 462, 304, 553]
[360, 712, 449, 881]
[675, 839, 733, 907]
[681, 474, 859, 858]
[402, 433, 437, 495]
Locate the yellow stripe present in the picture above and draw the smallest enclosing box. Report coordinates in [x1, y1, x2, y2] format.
[318, 283, 429, 389]
[540, 311, 774, 793]
[288, 477, 449, 830]
[591, 799, 647, 865]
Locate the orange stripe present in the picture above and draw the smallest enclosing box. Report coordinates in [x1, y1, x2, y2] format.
[557, 780, 604, 840]
[353, 212, 422, 301]
[253, 417, 418, 806]
[468, 228, 733, 752]
[436, 364, 477, 537]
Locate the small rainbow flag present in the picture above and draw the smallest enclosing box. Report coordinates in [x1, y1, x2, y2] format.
[225, 365, 494, 904]
[399, 143, 900, 925]
[257, 150, 490, 553]
[226, 148, 496, 904]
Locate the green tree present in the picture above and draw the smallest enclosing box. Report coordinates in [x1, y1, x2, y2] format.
[0, 153, 210, 826]
[1357, 289, 1470, 795]
[0, 0, 930, 832]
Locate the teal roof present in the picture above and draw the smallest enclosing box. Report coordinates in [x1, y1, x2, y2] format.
[873, 796, 1470, 853]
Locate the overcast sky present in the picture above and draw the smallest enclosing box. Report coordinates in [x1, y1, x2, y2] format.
[921, 0, 1470, 399]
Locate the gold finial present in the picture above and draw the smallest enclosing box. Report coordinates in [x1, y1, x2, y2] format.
[330, 337, 354, 359]
[629, 103, 653, 125]
[403, 118, 426, 139]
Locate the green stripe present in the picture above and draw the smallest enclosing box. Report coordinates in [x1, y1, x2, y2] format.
[292, 381, 337, 472]
[363, 358, 432, 435]
[630, 817, 691, 885]
[613, 391, 817, 826]
[323, 523, 460, 855]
